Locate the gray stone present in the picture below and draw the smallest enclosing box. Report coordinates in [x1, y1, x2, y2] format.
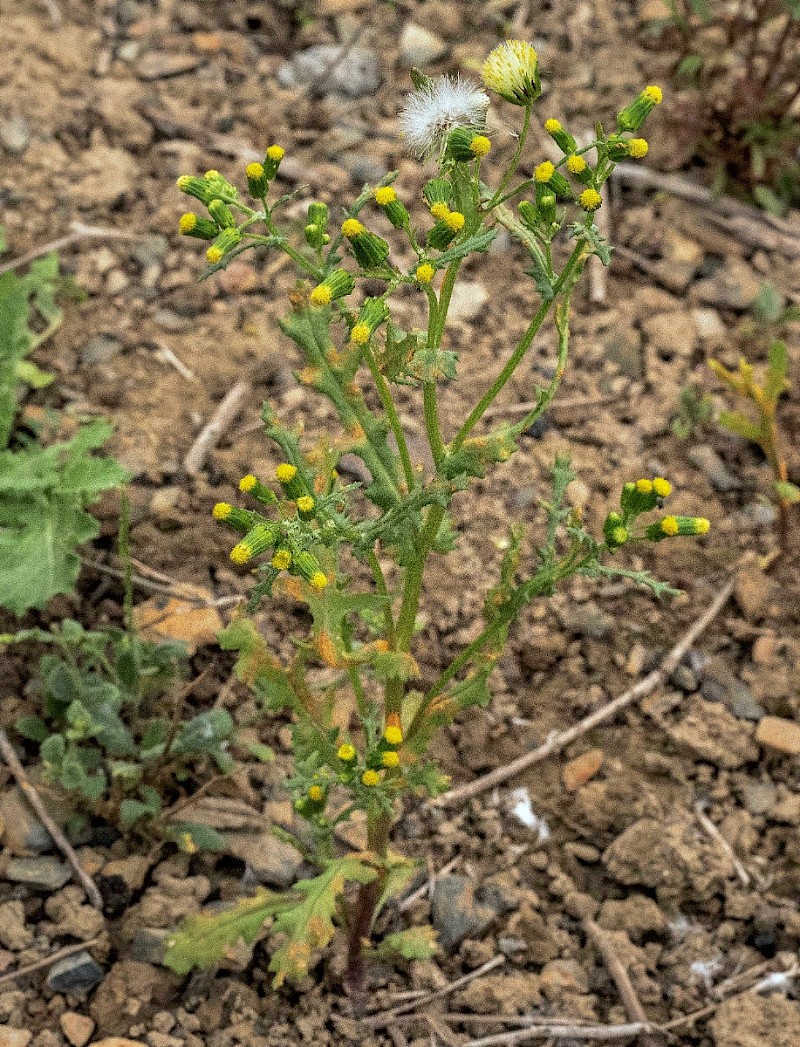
[670, 664, 698, 692]
[0, 117, 31, 155]
[6, 857, 71, 891]
[727, 680, 765, 722]
[560, 601, 614, 640]
[46, 952, 104, 994]
[153, 309, 191, 332]
[398, 24, 448, 67]
[431, 875, 496, 951]
[448, 280, 489, 323]
[603, 328, 644, 380]
[129, 927, 170, 965]
[0, 789, 55, 854]
[691, 307, 726, 340]
[687, 444, 741, 492]
[137, 52, 204, 80]
[80, 335, 123, 365]
[692, 258, 763, 311]
[225, 832, 304, 889]
[340, 153, 389, 185]
[0, 901, 33, 951]
[742, 780, 777, 816]
[131, 235, 169, 267]
[278, 45, 381, 98]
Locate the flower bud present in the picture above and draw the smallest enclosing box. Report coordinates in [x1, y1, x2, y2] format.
[603, 512, 628, 549]
[544, 118, 577, 154]
[423, 178, 452, 209]
[275, 462, 306, 500]
[482, 39, 540, 105]
[293, 551, 328, 589]
[535, 183, 557, 226]
[212, 503, 260, 533]
[646, 515, 710, 541]
[203, 170, 239, 201]
[246, 161, 268, 198]
[304, 223, 329, 248]
[616, 86, 662, 133]
[578, 188, 603, 212]
[178, 213, 218, 240]
[415, 262, 436, 283]
[295, 494, 316, 520]
[263, 144, 285, 180]
[373, 185, 410, 229]
[239, 474, 277, 504]
[350, 297, 388, 344]
[446, 127, 492, 162]
[341, 218, 390, 270]
[534, 160, 573, 198]
[206, 227, 241, 265]
[309, 269, 356, 306]
[230, 523, 281, 565]
[620, 478, 660, 515]
[307, 201, 329, 229]
[208, 198, 235, 229]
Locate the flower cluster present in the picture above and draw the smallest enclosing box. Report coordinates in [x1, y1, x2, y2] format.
[602, 477, 709, 550]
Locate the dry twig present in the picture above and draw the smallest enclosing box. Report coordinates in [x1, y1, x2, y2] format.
[397, 856, 459, 913]
[583, 918, 663, 1047]
[694, 800, 752, 888]
[183, 379, 253, 476]
[0, 936, 103, 988]
[0, 730, 104, 910]
[588, 184, 611, 304]
[0, 221, 146, 277]
[462, 1021, 662, 1046]
[365, 956, 505, 1028]
[435, 576, 736, 807]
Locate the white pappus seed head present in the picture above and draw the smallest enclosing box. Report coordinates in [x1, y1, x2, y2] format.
[398, 74, 490, 157]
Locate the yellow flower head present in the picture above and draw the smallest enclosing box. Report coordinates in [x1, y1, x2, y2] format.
[307, 785, 324, 803]
[361, 769, 381, 787]
[612, 526, 628, 545]
[430, 201, 450, 221]
[296, 495, 315, 513]
[635, 478, 653, 494]
[416, 263, 435, 284]
[643, 86, 662, 104]
[337, 743, 356, 762]
[212, 502, 232, 520]
[341, 218, 365, 239]
[179, 212, 197, 233]
[350, 323, 371, 344]
[628, 138, 649, 158]
[579, 188, 603, 211]
[444, 210, 465, 232]
[470, 134, 491, 157]
[246, 162, 264, 179]
[206, 245, 223, 264]
[482, 39, 540, 105]
[384, 724, 403, 746]
[266, 145, 285, 161]
[566, 155, 586, 174]
[660, 515, 679, 536]
[382, 750, 400, 768]
[694, 517, 710, 534]
[271, 549, 292, 570]
[652, 477, 671, 498]
[276, 463, 297, 483]
[310, 571, 328, 590]
[230, 543, 252, 565]
[204, 170, 220, 179]
[544, 118, 562, 133]
[374, 186, 397, 206]
[310, 284, 333, 306]
[239, 475, 257, 493]
[535, 160, 555, 183]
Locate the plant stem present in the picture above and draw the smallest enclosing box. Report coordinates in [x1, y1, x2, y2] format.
[344, 808, 391, 1001]
[362, 345, 417, 492]
[487, 103, 533, 210]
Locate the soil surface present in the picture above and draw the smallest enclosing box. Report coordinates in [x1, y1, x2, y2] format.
[1, 1, 800, 1046]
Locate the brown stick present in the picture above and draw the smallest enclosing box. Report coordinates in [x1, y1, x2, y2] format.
[583, 918, 663, 1047]
[183, 379, 253, 476]
[462, 1022, 662, 1046]
[0, 221, 146, 277]
[0, 936, 103, 988]
[0, 729, 104, 910]
[435, 576, 735, 807]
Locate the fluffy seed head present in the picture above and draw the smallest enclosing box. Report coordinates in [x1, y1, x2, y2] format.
[482, 39, 539, 105]
[399, 74, 489, 158]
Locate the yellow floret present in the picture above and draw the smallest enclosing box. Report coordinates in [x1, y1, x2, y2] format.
[415, 263, 435, 283]
[212, 502, 232, 520]
[204, 170, 220, 179]
[266, 145, 285, 161]
[384, 725, 403, 746]
[470, 134, 491, 157]
[579, 188, 602, 211]
[535, 161, 555, 183]
[694, 517, 710, 534]
[361, 769, 380, 787]
[176, 176, 191, 190]
[430, 201, 450, 221]
[341, 218, 364, 238]
[239, 475, 257, 492]
[206, 246, 223, 264]
[246, 162, 264, 178]
[350, 323, 371, 344]
[444, 210, 465, 232]
[566, 155, 586, 174]
[544, 118, 562, 133]
[643, 85, 662, 104]
[309, 284, 333, 306]
[179, 212, 197, 233]
[636, 478, 653, 494]
[628, 138, 649, 158]
[653, 477, 671, 498]
[276, 463, 298, 483]
[296, 495, 315, 513]
[308, 785, 324, 802]
[382, 750, 400, 768]
[374, 186, 397, 205]
[337, 743, 356, 762]
[271, 549, 292, 570]
[661, 515, 679, 536]
[310, 571, 328, 590]
[230, 543, 252, 565]
[612, 526, 629, 545]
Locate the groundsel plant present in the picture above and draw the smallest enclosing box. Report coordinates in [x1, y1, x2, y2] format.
[165, 43, 708, 996]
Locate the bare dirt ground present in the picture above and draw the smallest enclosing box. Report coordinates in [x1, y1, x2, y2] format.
[1, 1, 800, 1045]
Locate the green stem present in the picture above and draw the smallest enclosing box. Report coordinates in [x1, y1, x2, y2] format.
[366, 547, 395, 643]
[451, 237, 587, 451]
[486, 103, 533, 211]
[362, 345, 417, 492]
